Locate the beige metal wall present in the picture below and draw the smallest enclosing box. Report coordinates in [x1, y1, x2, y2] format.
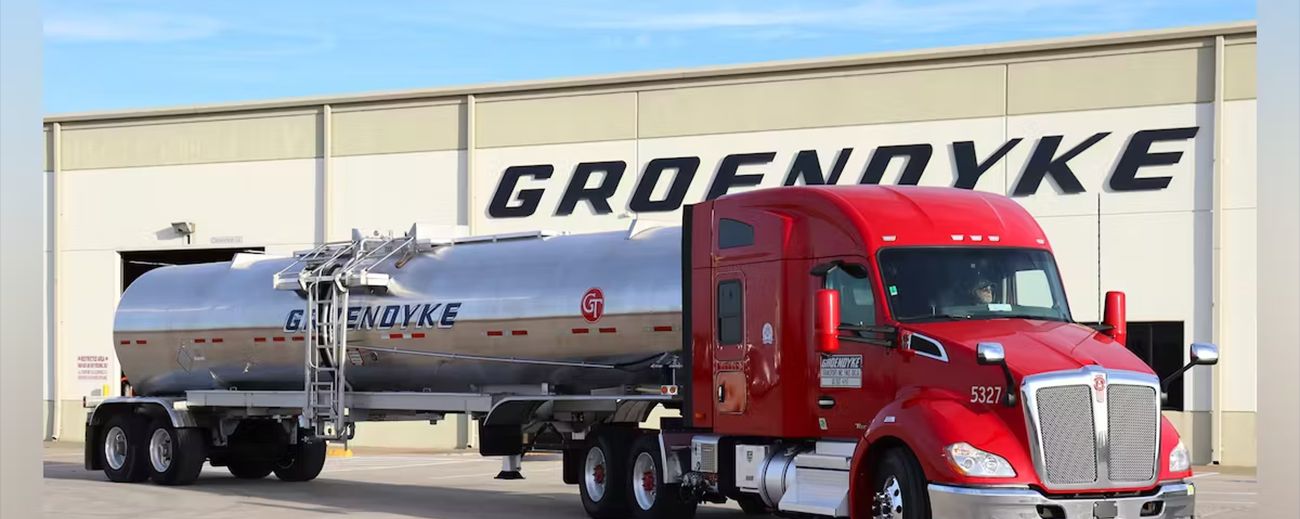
[42, 24, 1258, 462]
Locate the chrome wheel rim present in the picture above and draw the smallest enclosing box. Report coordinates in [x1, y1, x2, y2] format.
[104, 426, 129, 470]
[873, 475, 904, 519]
[632, 452, 657, 510]
[583, 446, 607, 502]
[149, 428, 174, 473]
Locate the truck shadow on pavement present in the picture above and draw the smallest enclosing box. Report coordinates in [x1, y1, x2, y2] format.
[45, 460, 747, 518]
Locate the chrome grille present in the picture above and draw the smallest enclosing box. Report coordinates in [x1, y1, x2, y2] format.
[1035, 385, 1097, 485]
[1107, 384, 1159, 482]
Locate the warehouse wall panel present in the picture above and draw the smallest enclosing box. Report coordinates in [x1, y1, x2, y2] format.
[332, 102, 464, 156]
[477, 92, 637, 148]
[1008, 47, 1213, 114]
[331, 150, 464, 240]
[59, 159, 320, 251]
[1225, 43, 1257, 100]
[60, 111, 319, 170]
[637, 66, 1005, 138]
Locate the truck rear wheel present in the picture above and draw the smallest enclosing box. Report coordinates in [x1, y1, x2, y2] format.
[144, 418, 207, 486]
[871, 448, 931, 519]
[626, 434, 696, 519]
[100, 414, 149, 483]
[273, 436, 326, 482]
[578, 428, 632, 519]
[227, 458, 274, 479]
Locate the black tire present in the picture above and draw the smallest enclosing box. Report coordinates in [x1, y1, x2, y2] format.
[626, 434, 697, 519]
[273, 436, 326, 482]
[734, 493, 771, 515]
[144, 418, 207, 486]
[100, 414, 149, 483]
[871, 448, 931, 519]
[578, 427, 633, 519]
[227, 458, 274, 479]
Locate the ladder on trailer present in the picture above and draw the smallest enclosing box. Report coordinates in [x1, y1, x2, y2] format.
[273, 229, 422, 441]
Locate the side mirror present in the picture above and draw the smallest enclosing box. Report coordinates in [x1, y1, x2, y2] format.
[976, 342, 1006, 365]
[1102, 291, 1128, 346]
[814, 289, 841, 353]
[1190, 342, 1220, 365]
[1162, 342, 1220, 396]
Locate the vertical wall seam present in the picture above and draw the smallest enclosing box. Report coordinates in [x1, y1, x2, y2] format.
[466, 94, 477, 233]
[322, 104, 333, 244]
[1211, 34, 1225, 464]
[50, 122, 62, 440]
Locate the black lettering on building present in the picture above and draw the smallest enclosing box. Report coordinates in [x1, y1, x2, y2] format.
[784, 148, 854, 186]
[707, 152, 775, 199]
[1109, 127, 1199, 191]
[488, 165, 553, 218]
[860, 144, 932, 185]
[556, 161, 626, 215]
[1012, 133, 1109, 196]
[629, 157, 700, 212]
[952, 139, 1022, 190]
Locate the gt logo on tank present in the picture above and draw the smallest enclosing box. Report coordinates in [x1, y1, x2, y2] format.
[283, 302, 462, 332]
[581, 288, 604, 322]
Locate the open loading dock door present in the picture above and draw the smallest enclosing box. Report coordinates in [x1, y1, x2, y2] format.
[119, 247, 265, 395]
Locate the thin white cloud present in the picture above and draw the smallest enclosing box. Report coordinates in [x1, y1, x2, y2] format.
[45, 11, 224, 42]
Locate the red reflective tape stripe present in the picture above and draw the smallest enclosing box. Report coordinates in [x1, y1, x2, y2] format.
[292, 336, 305, 342]
[571, 328, 590, 334]
[653, 326, 673, 332]
[599, 327, 616, 334]
[388, 333, 404, 340]
[212, 338, 224, 343]
[411, 332, 426, 339]
[135, 340, 147, 345]
[272, 337, 286, 342]
[254, 337, 267, 343]
[486, 331, 504, 337]
[119, 340, 130, 345]
[194, 338, 206, 343]
[511, 330, 528, 336]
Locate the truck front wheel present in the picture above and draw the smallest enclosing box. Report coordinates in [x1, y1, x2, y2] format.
[626, 434, 696, 519]
[871, 448, 931, 519]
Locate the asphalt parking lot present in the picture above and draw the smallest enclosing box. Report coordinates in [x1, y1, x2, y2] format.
[43, 442, 1257, 518]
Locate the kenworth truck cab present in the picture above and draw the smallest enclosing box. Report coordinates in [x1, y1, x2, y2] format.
[669, 186, 1215, 519]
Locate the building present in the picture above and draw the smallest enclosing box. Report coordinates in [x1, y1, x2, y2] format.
[42, 22, 1257, 466]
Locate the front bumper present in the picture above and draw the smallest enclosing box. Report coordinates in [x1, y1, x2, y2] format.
[928, 482, 1194, 519]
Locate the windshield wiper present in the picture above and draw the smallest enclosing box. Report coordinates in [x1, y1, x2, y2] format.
[986, 313, 1070, 322]
[897, 313, 972, 323]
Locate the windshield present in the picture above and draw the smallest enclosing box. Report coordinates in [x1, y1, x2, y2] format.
[878, 247, 1072, 323]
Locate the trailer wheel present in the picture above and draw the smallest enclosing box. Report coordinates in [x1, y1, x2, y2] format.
[273, 436, 326, 482]
[627, 434, 697, 519]
[734, 494, 771, 515]
[578, 428, 632, 519]
[227, 458, 274, 479]
[100, 414, 149, 483]
[144, 418, 207, 486]
[870, 448, 930, 519]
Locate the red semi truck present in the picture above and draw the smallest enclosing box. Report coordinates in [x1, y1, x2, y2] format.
[88, 185, 1215, 519]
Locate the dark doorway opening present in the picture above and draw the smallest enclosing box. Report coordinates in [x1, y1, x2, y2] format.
[119, 247, 265, 395]
[1124, 321, 1186, 411]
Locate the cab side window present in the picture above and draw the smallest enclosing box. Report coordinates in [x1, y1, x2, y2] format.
[825, 267, 875, 327]
[717, 280, 744, 345]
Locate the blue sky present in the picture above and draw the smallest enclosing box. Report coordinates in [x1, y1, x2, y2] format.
[44, 0, 1255, 114]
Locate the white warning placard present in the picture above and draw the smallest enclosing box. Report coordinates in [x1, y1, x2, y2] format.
[819, 354, 862, 388]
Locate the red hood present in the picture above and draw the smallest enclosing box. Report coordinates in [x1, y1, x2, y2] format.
[905, 318, 1154, 377]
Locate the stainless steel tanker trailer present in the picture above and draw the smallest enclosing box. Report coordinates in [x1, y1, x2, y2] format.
[85, 186, 1215, 519]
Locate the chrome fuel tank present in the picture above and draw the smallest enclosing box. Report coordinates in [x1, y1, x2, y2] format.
[113, 226, 683, 396]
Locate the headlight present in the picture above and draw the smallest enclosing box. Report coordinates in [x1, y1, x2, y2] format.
[944, 442, 1016, 478]
[1169, 440, 1191, 473]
